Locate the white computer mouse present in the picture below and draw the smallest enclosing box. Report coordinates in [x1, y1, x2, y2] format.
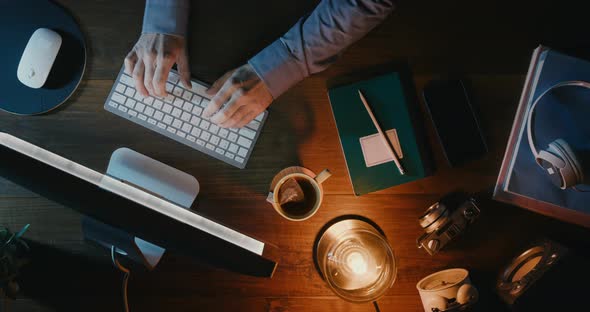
[17, 28, 62, 89]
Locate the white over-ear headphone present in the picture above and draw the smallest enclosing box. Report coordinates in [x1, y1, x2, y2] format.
[526, 81, 589, 190]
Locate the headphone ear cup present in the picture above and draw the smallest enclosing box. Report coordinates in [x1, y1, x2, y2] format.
[456, 284, 479, 305]
[425, 295, 447, 311]
[554, 139, 584, 186]
[537, 149, 567, 188]
[550, 139, 583, 187]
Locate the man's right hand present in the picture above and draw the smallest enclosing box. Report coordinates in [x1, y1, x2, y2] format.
[125, 33, 192, 97]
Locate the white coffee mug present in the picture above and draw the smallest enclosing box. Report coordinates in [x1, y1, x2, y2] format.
[416, 268, 479, 312]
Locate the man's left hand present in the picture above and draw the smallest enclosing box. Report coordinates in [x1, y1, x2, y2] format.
[204, 64, 273, 128]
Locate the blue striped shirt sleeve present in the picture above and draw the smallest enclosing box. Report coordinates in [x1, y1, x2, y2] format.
[142, 0, 189, 36]
[249, 0, 395, 98]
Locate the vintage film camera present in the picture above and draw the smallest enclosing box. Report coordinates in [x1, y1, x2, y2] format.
[417, 197, 480, 255]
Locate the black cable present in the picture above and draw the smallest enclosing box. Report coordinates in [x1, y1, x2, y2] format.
[111, 246, 130, 312]
[373, 301, 381, 312]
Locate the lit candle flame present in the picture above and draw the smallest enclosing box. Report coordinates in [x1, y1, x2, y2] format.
[346, 251, 368, 275]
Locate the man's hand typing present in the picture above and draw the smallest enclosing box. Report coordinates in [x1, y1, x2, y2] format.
[125, 33, 191, 97]
[204, 64, 273, 128]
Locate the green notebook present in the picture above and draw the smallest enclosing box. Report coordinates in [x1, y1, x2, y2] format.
[328, 72, 431, 196]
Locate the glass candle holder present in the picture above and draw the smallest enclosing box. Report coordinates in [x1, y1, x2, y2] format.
[316, 219, 397, 303]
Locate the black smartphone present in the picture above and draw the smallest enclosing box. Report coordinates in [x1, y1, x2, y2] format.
[422, 79, 487, 167]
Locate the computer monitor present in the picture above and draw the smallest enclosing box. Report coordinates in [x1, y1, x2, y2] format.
[0, 132, 276, 277]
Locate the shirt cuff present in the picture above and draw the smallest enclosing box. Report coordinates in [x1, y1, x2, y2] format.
[248, 39, 308, 99]
[142, 0, 190, 37]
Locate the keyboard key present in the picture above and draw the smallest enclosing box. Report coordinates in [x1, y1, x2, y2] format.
[228, 133, 238, 142]
[182, 122, 192, 133]
[196, 139, 205, 146]
[163, 104, 172, 113]
[200, 99, 210, 108]
[190, 116, 201, 126]
[148, 118, 157, 125]
[255, 112, 264, 121]
[215, 147, 225, 155]
[228, 143, 238, 153]
[205, 143, 215, 150]
[247, 120, 261, 131]
[219, 129, 229, 138]
[172, 108, 182, 118]
[182, 90, 193, 101]
[165, 82, 173, 92]
[187, 135, 196, 142]
[237, 147, 248, 157]
[210, 135, 220, 145]
[235, 156, 244, 163]
[225, 152, 235, 159]
[173, 98, 184, 108]
[167, 72, 179, 84]
[128, 110, 138, 117]
[163, 115, 173, 125]
[157, 122, 166, 129]
[191, 94, 202, 105]
[220, 140, 229, 149]
[172, 86, 183, 97]
[144, 97, 154, 105]
[181, 111, 191, 122]
[210, 124, 220, 134]
[115, 83, 126, 93]
[125, 98, 136, 109]
[153, 99, 163, 110]
[230, 128, 239, 133]
[177, 131, 186, 138]
[108, 101, 118, 108]
[134, 93, 145, 102]
[167, 127, 177, 134]
[183, 102, 194, 112]
[164, 94, 174, 103]
[154, 111, 164, 120]
[112, 92, 126, 104]
[124, 87, 134, 97]
[138, 114, 147, 121]
[191, 128, 201, 137]
[191, 83, 208, 97]
[172, 118, 183, 128]
[120, 74, 134, 86]
[144, 107, 154, 116]
[239, 127, 256, 140]
[237, 136, 252, 148]
[200, 132, 211, 141]
[118, 106, 128, 113]
[192, 106, 203, 115]
[200, 120, 210, 130]
[135, 103, 145, 113]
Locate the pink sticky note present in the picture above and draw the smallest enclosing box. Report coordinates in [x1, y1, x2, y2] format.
[359, 129, 403, 168]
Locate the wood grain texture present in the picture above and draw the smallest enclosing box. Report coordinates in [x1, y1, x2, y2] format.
[2, 0, 590, 311]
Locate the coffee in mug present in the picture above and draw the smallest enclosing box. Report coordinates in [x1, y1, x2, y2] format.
[267, 167, 331, 221]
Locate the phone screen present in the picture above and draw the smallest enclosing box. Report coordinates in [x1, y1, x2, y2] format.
[422, 79, 487, 166]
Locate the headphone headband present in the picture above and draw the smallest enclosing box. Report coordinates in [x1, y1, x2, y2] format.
[526, 80, 590, 159]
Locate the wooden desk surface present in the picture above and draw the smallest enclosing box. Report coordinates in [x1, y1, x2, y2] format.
[2, 0, 590, 311]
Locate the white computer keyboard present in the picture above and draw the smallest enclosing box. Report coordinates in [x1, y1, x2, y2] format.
[104, 66, 267, 169]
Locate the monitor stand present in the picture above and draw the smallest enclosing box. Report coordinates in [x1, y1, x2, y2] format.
[82, 148, 200, 269]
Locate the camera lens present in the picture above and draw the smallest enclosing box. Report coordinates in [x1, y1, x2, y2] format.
[419, 203, 449, 233]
